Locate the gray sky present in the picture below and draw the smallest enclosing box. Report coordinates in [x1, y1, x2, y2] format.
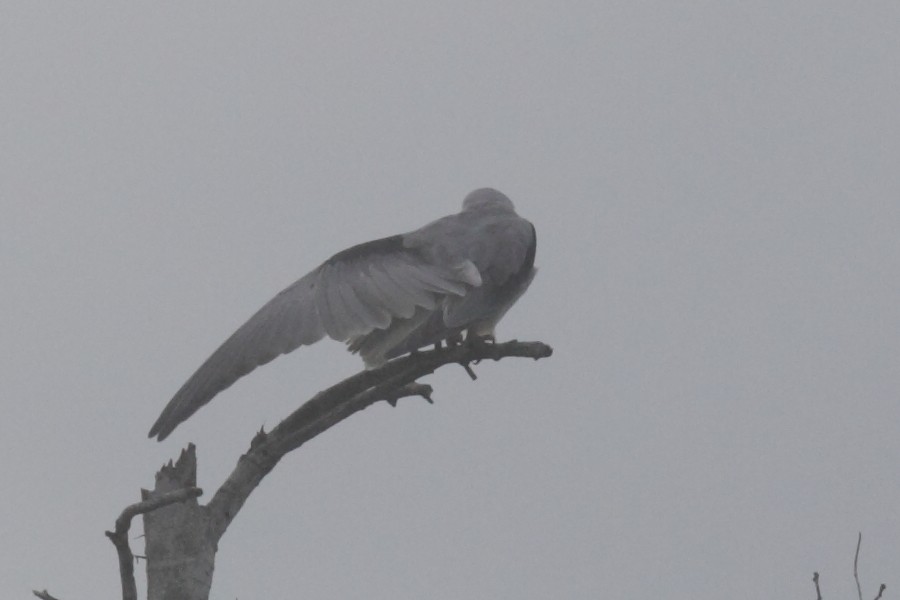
[3, 2, 899, 598]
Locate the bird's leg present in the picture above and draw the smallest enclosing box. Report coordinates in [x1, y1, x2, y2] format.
[465, 330, 495, 344]
[464, 331, 495, 357]
[445, 332, 464, 347]
[458, 330, 496, 380]
[434, 333, 463, 357]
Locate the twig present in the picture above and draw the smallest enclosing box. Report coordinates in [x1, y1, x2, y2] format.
[851, 533, 887, 600]
[32, 590, 61, 600]
[383, 381, 433, 407]
[106, 487, 203, 600]
[461, 362, 478, 380]
[855, 532, 863, 600]
[813, 572, 822, 600]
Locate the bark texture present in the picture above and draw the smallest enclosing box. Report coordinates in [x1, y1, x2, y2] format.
[143, 446, 215, 600]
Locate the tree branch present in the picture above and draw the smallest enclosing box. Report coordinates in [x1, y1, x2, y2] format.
[205, 339, 552, 541]
[813, 533, 888, 600]
[130, 340, 550, 598]
[106, 487, 203, 600]
[855, 532, 863, 600]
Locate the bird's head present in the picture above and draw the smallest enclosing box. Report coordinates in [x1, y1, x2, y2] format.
[462, 188, 515, 213]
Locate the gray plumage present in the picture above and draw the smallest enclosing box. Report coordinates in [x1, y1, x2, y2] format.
[149, 188, 537, 440]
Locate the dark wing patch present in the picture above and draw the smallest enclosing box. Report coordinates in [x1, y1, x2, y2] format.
[326, 235, 405, 265]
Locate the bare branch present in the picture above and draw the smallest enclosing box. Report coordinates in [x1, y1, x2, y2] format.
[32, 590, 62, 600]
[205, 339, 552, 541]
[106, 487, 203, 600]
[113, 487, 204, 534]
[813, 534, 888, 600]
[855, 532, 863, 600]
[854, 532, 887, 600]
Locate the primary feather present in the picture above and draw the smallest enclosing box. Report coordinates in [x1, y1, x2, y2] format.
[149, 188, 536, 441]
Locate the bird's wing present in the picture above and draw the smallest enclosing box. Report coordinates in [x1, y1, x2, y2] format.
[148, 234, 479, 440]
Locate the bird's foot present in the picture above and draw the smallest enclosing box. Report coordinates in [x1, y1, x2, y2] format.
[464, 333, 496, 360]
[465, 332, 495, 347]
[446, 332, 465, 347]
[457, 333, 496, 380]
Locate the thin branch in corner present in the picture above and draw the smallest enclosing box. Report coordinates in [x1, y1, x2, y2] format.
[813, 534, 888, 600]
[855, 532, 863, 600]
[851, 532, 887, 600]
[106, 487, 203, 600]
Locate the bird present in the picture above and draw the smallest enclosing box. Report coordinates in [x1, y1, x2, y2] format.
[148, 188, 537, 441]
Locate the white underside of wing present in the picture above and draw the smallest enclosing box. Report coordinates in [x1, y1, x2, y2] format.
[314, 251, 477, 341]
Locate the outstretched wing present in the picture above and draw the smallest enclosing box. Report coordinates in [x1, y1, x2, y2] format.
[148, 235, 480, 441]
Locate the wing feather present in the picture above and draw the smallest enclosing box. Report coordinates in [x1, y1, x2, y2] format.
[315, 263, 345, 339]
[376, 258, 437, 309]
[148, 271, 325, 440]
[364, 262, 421, 318]
[347, 264, 395, 328]
[333, 263, 383, 335]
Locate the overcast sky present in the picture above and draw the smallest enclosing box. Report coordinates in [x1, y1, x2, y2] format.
[2, 2, 899, 598]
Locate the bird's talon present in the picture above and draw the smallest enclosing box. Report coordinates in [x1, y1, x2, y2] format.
[446, 333, 464, 347]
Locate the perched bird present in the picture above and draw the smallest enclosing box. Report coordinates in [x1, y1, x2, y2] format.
[149, 188, 537, 441]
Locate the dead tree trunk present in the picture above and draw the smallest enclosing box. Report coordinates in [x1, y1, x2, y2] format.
[143, 446, 215, 600]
